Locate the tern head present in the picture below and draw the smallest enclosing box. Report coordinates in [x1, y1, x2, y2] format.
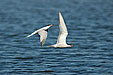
[45, 24, 54, 27]
[49, 24, 54, 27]
[70, 45, 73, 47]
[43, 24, 54, 30]
[68, 44, 73, 47]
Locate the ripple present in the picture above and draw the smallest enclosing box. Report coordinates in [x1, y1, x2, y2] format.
[0, 0, 113, 75]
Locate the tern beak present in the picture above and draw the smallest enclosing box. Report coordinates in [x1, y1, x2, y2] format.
[49, 24, 54, 26]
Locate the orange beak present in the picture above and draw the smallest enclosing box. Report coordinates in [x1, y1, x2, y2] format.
[49, 24, 54, 26]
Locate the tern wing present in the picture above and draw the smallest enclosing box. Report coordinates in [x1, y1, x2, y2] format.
[26, 29, 40, 38]
[26, 25, 52, 38]
[57, 12, 68, 45]
[38, 30, 47, 46]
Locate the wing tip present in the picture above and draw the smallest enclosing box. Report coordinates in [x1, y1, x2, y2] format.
[25, 35, 30, 38]
[40, 39, 46, 47]
[59, 11, 61, 15]
[40, 42, 43, 47]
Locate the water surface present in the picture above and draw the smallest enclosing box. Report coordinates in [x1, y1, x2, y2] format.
[0, 0, 113, 75]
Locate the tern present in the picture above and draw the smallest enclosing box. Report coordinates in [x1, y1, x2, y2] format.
[26, 24, 53, 46]
[48, 12, 73, 48]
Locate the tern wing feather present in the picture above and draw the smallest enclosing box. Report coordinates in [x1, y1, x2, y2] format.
[59, 12, 68, 33]
[38, 30, 47, 46]
[26, 29, 40, 38]
[57, 12, 68, 45]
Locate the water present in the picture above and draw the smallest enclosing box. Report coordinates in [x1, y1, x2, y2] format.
[0, 0, 113, 75]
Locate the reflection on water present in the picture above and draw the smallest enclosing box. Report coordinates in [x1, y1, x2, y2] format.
[0, 0, 113, 75]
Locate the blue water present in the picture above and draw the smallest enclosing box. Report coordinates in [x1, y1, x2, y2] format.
[0, 0, 113, 75]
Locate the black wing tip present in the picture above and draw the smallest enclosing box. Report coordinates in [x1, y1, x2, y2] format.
[40, 42, 43, 46]
[40, 39, 46, 47]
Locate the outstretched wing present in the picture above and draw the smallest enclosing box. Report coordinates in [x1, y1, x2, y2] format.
[26, 29, 39, 38]
[26, 25, 53, 38]
[38, 30, 47, 46]
[57, 12, 68, 45]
